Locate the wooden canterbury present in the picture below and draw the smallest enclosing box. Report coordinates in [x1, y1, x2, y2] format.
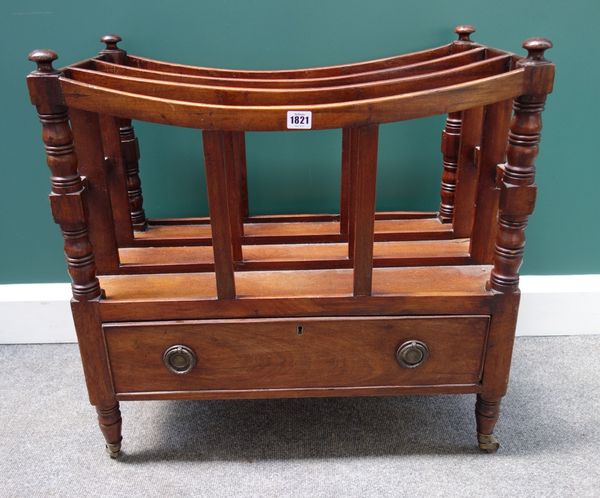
[26, 25, 555, 457]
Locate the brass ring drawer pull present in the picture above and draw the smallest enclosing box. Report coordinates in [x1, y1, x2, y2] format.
[396, 340, 429, 368]
[163, 345, 197, 375]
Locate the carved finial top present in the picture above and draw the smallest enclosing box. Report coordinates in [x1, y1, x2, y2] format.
[28, 49, 58, 73]
[455, 25, 476, 42]
[523, 37, 553, 62]
[100, 34, 123, 51]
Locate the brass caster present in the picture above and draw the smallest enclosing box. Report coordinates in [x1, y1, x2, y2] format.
[105, 442, 121, 459]
[478, 433, 500, 453]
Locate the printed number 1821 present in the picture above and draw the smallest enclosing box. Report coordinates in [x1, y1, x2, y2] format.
[287, 111, 312, 129]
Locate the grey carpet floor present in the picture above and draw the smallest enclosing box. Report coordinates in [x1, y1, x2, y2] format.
[0, 336, 599, 498]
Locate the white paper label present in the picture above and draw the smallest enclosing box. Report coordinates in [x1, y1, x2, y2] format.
[287, 111, 312, 129]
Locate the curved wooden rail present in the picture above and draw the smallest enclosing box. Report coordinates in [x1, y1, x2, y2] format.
[121, 43, 465, 79]
[92, 47, 489, 89]
[66, 55, 512, 106]
[60, 68, 526, 131]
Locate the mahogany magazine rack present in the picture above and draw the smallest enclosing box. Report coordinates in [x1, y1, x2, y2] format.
[26, 26, 555, 457]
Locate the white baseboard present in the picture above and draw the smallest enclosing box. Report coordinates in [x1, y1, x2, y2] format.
[516, 275, 600, 336]
[0, 275, 599, 344]
[0, 283, 75, 344]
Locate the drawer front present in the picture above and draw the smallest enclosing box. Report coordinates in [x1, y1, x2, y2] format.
[104, 316, 489, 393]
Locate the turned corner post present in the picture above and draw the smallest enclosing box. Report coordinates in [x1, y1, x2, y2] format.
[99, 34, 148, 231]
[489, 38, 554, 293]
[27, 50, 102, 302]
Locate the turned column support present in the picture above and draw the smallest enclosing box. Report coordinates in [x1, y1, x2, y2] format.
[99, 35, 148, 231]
[438, 112, 462, 223]
[478, 39, 554, 453]
[27, 50, 102, 302]
[490, 38, 553, 293]
[437, 25, 477, 224]
[119, 123, 147, 230]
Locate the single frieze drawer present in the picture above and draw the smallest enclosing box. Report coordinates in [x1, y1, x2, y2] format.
[104, 315, 490, 394]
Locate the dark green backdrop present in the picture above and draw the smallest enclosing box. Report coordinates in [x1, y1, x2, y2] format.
[1, 0, 598, 283]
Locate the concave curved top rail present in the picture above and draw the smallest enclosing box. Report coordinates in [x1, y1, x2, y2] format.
[29, 27, 554, 131]
[90, 46, 495, 89]
[99, 26, 484, 81]
[66, 54, 513, 106]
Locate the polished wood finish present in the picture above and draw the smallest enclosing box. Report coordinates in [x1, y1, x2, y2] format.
[104, 316, 489, 393]
[26, 28, 555, 456]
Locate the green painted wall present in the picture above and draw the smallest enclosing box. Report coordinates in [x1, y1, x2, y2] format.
[1, 0, 598, 283]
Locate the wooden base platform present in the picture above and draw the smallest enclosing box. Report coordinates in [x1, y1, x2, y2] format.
[100, 265, 492, 302]
[97, 265, 495, 321]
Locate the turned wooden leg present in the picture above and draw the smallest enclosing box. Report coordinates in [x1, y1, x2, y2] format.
[96, 403, 123, 458]
[475, 395, 501, 453]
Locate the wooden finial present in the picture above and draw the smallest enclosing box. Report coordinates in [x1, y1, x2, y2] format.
[522, 37, 553, 62]
[455, 25, 476, 42]
[100, 34, 123, 52]
[28, 49, 58, 73]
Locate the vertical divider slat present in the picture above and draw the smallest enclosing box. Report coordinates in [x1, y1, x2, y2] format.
[202, 130, 237, 299]
[347, 128, 359, 258]
[222, 131, 244, 262]
[97, 114, 135, 246]
[470, 99, 513, 263]
[232, 131, 249, 221]
[453, 106, 484, 237]
[352, 125, 379, 297]
[69, 108, 120, 273]
[340, 128, 352, 236]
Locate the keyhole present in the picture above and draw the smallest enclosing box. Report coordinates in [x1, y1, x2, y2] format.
[296, 325, 304, 336]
